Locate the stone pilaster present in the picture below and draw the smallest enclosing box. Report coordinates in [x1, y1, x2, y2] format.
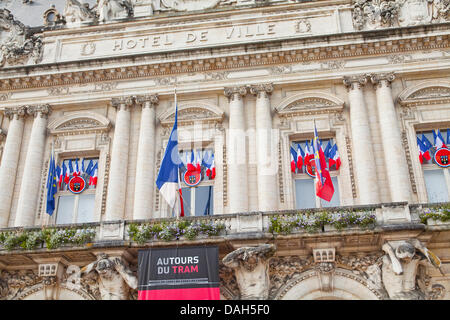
[105, 96, 134, 221]
[222, 244, 276, 300]
[249, 83, 278, 212]
[343, 75, 380, 205]
[133, 94, 159, 220]
[224, 86, 248, 214]
[0, 107, 27, 227]
[15, 105, 51, 227]
[370, 73, 412, 202]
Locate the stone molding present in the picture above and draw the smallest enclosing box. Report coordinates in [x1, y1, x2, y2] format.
[275, 91, 345, 117]
[159, 102, 225, 126]
[0, 31, 448, 91]
[398, 80, 450, 106]
[48, 111, 112, 136]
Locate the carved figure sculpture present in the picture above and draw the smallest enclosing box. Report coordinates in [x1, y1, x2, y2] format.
[222, 244, 276, 300]
[381, 239, 441, 300]
[97, 0, 133, 22]
[64, 0, 96, 27]
[0, 9, 42, 67]
[81, 253, 137, 300]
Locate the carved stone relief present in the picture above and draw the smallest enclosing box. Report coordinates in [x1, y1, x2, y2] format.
[64, 0, 97, 27]
[97, 0, 134, 23]
[0, 9, 43, 67]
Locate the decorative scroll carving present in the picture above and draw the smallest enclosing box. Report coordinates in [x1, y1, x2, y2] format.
[269, 256, 313, 298]
[56, 118, 103, 131]
[345, 136, 357, 198]
[0, 9, 43, 67]
[370, 72, 396, 88]
[219, 263, 240, 300]
[401, 130, 417, 193]
[0, 269, 42, 300]
[27, 104, 52, 118]
[4, 106, 27, 120]
[161, 0, 221, 11]
[343, 74, 368, 90]
[249, 83, 274, 99]
[224, 86, 247, 102]
[352, 0, 400, 30]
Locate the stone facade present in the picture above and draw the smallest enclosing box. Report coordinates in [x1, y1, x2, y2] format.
[0, 0, 449, 300]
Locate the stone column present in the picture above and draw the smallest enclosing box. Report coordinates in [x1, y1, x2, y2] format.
[371, 73, 412, 202]
[0, 107, 26, 227]
[105, 97, 133, 221]
[249, 83, 278, 212]
[222, 244, 276, 300]
[133, 94, 159, 220]
[15, 105, 51, 227]
[224, 86, 248, 214]
[343, 75, 380, 204]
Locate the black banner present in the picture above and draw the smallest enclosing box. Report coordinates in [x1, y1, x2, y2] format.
[138, 246, 220, 300]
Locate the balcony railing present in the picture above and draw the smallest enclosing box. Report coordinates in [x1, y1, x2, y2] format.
[0, 202, 449, 252]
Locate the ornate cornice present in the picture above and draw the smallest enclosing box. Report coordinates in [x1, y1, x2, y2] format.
[0, 31, 447, 92]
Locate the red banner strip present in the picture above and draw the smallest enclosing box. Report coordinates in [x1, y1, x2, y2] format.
[138, 287, 220, 300]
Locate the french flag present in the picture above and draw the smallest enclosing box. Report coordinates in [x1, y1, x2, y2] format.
[156, 94, 184, 217]
[433, 129, 447, 149]
[417, 136, 431, 164]
[186, 150, 196, 172]
[202, 152, 216, 179]
[422, 134, 433, 150]
[209, 156, 216, 179]
[296, 144, 304, 170]
[64, 161, 70, 184]
[328, 144, 341, 170]
[89, 163, 98, 187]
[55, 165, 61, 190]
[195, 150, 202, 172]
[304, 141, 313, 163]
[59, 163, 65, 188]
[290, 146, 297, 173]
[312, 124, 334, 202]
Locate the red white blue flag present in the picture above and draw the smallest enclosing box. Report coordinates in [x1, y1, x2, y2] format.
[433, 129, 447, 149]
[296, 144, 304, 169]
[328, 144, 341, 170]
[290, 146, 297, 173]
[417, 136, 431, 164]
[312, 123, 334, 202]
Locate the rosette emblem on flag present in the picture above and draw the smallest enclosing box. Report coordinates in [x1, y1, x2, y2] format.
[434, 147, 450, 168]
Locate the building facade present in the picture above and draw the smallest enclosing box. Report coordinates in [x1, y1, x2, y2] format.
[0, 0, 449, 300]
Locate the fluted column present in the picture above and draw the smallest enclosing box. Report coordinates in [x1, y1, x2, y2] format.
[133, 94, 159, 220]
[224, 86, 249, 214]
[343, 75, 380, 204]
[371, 73, 411, 202]
[105, 97, 134, 221]
[250, 83, 278, 212]
[15, 105, 51, 227]
[0, 107, 26, 227]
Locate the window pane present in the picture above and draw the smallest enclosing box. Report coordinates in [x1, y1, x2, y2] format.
[56, 196, 75, 224]
[180, 187, 191, 216]
[195, 186, 213, 216]
[424, 169, 448, 203]
[321, 176, 340, 207]
[76, 193, 96, 223]
[295, 179, 316, 209]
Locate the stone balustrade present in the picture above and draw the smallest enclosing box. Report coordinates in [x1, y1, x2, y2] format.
[0, 202, 446, 252]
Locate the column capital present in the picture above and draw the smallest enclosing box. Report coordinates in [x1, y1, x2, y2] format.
[249, 83, 274, 99]
[27, 104, 52, 118]
[4, 106, 27, 120]
[343, 74, 368, 91]
[135, 94, 159, 108]
[370, 72, 395, 88]
[224, 86, 247, 102]
[111, 96, 135, 111]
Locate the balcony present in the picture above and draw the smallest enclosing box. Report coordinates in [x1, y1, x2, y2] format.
[1, 202, 449, 254]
